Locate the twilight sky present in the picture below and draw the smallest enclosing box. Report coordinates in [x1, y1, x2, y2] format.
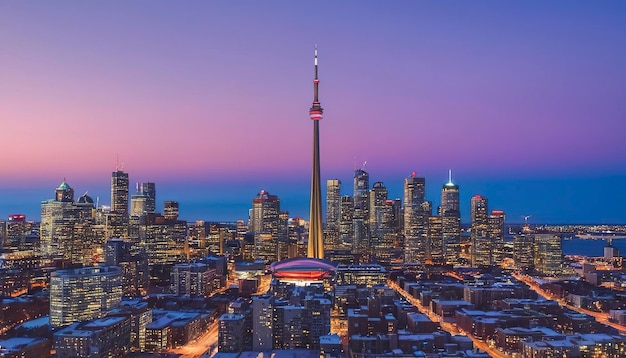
[1, 1, 625, 224]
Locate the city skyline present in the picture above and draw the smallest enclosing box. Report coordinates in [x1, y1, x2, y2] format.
[1, 1, 625, 224]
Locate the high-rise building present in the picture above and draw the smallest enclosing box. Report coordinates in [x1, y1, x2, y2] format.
[251, 190, 281, 263]
[218, 313, 247, 353]
[440, 170, 460, 213]
[130, 192, 148, 217]
[170, 263, 216, 297]
[534, 234, 562, 276]
[105, 238, 149, 296]
[3, 214, 35, 251]
[373, 199, 403, 264]
[50, 266, 122, 327]
[440, 172, 461, 265]
[139, 213, 186, 266]
[353, 168, 370, 259]
[488, 210, 506, 265]
[252, 294, 273, 351]
[111, 170, 129, 215]
[369, 182, 388, 259]
[164, 201, 179, 221]
[40, 180, 95, 263]
[513, 233, 536, 270]
[141, 182, 156, 213]
[278, 211, 290, 260]
[325, 179, 341, 249]
[40, 181, 76, 258]
[339, 196, 354, 246]
[274, 305, 306, 349]
[303, 296, 332, 349]
[108, 170, 130, 238]
[427, 216, 443, 263]
[470, 195, 490, 267]
[403, 173, 427, 263]
[308, 46, 324, 260]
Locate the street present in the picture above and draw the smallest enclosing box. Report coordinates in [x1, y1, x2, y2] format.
[387, 279, 509, 358]
[513, 272, 626, 333]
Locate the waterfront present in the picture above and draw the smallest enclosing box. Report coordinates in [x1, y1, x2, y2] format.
[562, 237, 626, 257]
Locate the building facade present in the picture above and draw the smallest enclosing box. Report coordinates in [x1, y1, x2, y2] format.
[404, 174, 427, 263]
[50, 266, 122, 327]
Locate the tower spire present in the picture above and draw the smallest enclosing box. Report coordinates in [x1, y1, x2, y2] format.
[308, 45, 324, 259]
[310, 45, 323, 121]
[448, 169, 453, 185]
[314, 44, 318, 80]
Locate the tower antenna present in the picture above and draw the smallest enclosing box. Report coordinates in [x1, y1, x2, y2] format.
[448, 169, 453, 185]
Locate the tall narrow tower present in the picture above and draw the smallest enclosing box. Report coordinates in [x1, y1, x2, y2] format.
[308, 46, 324, 259]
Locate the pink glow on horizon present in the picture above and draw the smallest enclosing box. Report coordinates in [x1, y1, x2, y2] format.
[0, 1, 625, 189]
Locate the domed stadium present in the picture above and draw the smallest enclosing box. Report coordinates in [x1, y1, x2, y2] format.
[269, 257, 337, 281]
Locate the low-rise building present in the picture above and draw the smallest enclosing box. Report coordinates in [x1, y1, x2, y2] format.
[0, 337, 51, 358]
[53, 316, 131, 358]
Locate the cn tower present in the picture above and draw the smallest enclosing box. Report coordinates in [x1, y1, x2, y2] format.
[307, 46, 324, 259]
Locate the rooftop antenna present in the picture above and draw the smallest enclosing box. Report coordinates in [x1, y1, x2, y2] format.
[96, 196, 100, 209]
[523, 215, 531, 225]
[362, 161, 367, 170]
[448, 169, 453, 185]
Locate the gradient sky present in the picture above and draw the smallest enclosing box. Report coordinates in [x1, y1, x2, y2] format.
[1, 1, 625, 224]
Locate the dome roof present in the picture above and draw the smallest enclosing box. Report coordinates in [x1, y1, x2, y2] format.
[57, 180, 72, 190]
[270, 257, 337, 280]
[77, 193, 94, 204]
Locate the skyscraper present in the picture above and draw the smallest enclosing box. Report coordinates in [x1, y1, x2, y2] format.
[111, 170, 129, 215]
[251, 190, 281, 263]
[339, 196, 354, 245]
[403, 173, 427, 263]
[440, 170, 460, 213]
[470, 195, 490, 267]
[308, 46, 324, 259]
[353, 168, 370, 259]
[534, 234, 563, 276]
[130, 183, 148, 217]
[488, 210, 506, 265]
[325, 179, 341, 249]
[369, 181, 388, 257]
[40, 180, 95, 263]
[109, 170, 129, 238]
[40, 180, 76, 258]
[141, 182, 156, 213]
[440, 171, 461, 265]
[427, 216, 443, 263]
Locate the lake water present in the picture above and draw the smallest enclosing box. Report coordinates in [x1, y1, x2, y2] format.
[562, 237, 626, 257]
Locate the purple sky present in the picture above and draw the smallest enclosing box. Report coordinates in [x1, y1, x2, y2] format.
[1, 1, 625, 224]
